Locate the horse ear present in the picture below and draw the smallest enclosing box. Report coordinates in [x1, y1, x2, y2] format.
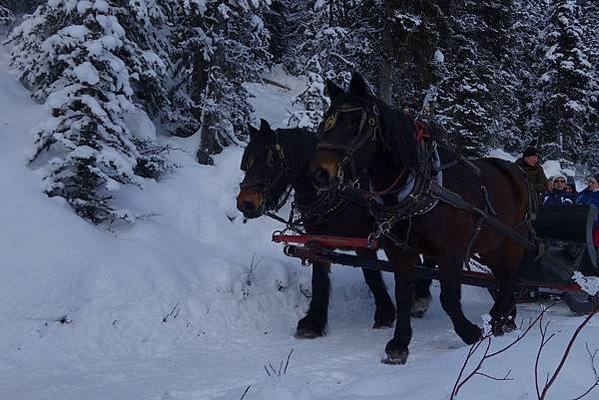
[325, 79, 344, 100]
[248, 124, 259, 139]
[349, 72, 367, 97]
[259, 119, 272, 133]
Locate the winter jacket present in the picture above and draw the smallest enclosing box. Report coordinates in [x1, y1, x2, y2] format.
[543, 189, 575, 207]
[515, 158, 549, 194]
[576, 188, 599, 227]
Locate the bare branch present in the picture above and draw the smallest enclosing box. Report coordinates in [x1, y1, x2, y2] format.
[240, 385, 251, 400]
[571, 344, 599, 400]
[475, 370, 513, 381]
[488, 302, 557, 358]
[538, 298, 599, 399]
[284, 348, 294, 375]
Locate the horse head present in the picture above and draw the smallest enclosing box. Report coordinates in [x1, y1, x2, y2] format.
[237, 119, 291, 218]
[310, 73, 419, 193]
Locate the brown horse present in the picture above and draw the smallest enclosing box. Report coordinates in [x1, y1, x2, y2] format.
[237, 121, 434, 338]
[310, 73, 533, 364]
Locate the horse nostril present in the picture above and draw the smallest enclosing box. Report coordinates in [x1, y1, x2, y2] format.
[313, 168, 331, 187]
[242, 201, 256, 212]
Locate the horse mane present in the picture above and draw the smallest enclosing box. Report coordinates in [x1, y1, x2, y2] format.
[371, 96, 420, 171]
[275, 128, 318, 177]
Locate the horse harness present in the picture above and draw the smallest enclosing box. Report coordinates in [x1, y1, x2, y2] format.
[368, 139, 540, 261]
[240, 130, 356, 233]
[316, 100, 382, 191]
[240, 131, 293, 218]
[316, 100, 539, 260]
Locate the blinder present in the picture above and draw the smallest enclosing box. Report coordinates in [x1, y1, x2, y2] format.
[316, 102, 380, 190]
[239, 135, 291, 213]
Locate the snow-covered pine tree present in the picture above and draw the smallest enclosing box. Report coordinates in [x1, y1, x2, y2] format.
[386, 0, 450, 112]
[0, 5, 14, 33]
[284, 0, 383, 130]
[579, 0, 599, 170]
[8, 0, 171, 224]
[168, 0, 272, 165]
[435, 0, 497, 157]
[532, 0, 598, 166]
[510, 0, 548, 153]
[0, 0, 46, 14]
[474, 0, 524, 153]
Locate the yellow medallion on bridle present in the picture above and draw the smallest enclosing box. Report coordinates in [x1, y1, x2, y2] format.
[324, 114, 337, 131]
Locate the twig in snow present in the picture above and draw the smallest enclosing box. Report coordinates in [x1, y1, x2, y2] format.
[239, 385, 251, 400]
[451, 302, 556, 400]
[536, 297, 599, 400]
[162, 302, 181, 323]
[263, 348, 295, 377]
[284, 348, 294, 374]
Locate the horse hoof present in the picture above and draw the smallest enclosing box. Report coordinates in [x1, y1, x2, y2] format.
[294, 329, 324, 339]
[461, 325, 483, 345]
[492, 318, 516, 336]
[411, 295, 432, 318]
[295, 317, 325, 339]
[381, 350, 408, 365]
[373, 320, 394, 329]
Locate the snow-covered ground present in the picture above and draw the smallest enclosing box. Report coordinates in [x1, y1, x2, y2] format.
[1, 41, 599, 400]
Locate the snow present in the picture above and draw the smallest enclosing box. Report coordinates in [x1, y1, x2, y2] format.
[73, 61, 100, 85]
[1, 41, 599, 400]
[434, 49, 444, 64]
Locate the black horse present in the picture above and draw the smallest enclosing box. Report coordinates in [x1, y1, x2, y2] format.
[237, 120, 434, 338]
[310, 73, 533, 364]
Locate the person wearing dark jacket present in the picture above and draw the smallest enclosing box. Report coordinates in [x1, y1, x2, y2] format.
[576, 175, 599, 229]
[543, 175, 575, 207]
[516, 147, 549, 195]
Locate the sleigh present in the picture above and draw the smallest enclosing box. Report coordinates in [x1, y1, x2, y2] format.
[273, 204, 599, 315]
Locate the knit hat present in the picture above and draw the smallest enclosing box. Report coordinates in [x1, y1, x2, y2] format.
[523, 147, 540, 158]
[552, 174, 566, 182]
[594, 174, 599, 183]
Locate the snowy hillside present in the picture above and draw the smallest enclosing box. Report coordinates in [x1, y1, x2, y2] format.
[1, 41, 599, 400]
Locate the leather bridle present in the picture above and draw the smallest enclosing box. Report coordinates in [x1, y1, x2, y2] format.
[316, 101, 381, 191]
[239, 133, 292, 215]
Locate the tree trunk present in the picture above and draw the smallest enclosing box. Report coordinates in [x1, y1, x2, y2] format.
[379, 1, 395, 105]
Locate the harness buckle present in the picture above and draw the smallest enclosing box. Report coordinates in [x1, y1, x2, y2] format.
[372, 104, 380, 116]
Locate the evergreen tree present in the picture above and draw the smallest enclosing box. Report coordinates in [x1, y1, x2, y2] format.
[0, 5, 14, 33]
[0, 0, 45, 14]
[285, 0, 383, 130]
[8, 0, 171, 224]
[167, 0, 272, 165]
[435, 1, 495, 157]
[510, 0, 548, 153]
[532, 0, 598, 166]
[387, 0, 450, 112]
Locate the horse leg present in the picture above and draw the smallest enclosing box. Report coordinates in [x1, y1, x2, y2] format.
[412, 257, 434, 318]
[482, 241, 523, 336]
[438, 255, 482, 345]
[381, 248, 417, 365]
[295, 261, 330, 339]
[355, 248, 396, 329]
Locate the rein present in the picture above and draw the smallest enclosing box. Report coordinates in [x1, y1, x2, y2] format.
[363, 167, 408, 198]
[316, 102, 380, 191]
[241, 130, 354, 233]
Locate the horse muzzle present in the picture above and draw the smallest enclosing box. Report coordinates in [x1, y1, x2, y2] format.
[309, 153, 340, 191]
[236, 189, 264, 219]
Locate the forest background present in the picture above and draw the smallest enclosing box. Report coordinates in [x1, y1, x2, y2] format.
[0, 0, 597, 224]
